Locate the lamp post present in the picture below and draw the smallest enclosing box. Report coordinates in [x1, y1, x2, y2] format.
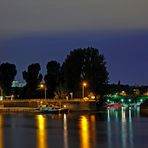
[40, 84, 47, 99]
[82, 82, 87, 99]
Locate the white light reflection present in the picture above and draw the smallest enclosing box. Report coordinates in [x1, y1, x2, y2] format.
[107, 109, 110, 123]
[115, 110, 119, 121]
[115, 110, 120, 145]
[63, 114, 68, 148]
[107, 109, 112, 148]
[122, 107, 126, 123]
[107, 108, 134, 148]
[128, 109, 134, 148]
[121, 107, 127, 148]
[136, 106, 140, 117]
[36, 115, 47, 148]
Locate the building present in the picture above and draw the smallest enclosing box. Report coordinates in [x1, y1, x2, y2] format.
[11, 80, 26, 88]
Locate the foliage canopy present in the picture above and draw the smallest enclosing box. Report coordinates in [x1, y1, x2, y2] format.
[0, 63, 17, 95]
[62, 47, 109, 97]
[44, 60, 61, 98]
[21, 63, 42, 98]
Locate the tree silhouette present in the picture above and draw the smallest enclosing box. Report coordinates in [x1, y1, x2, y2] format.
[22, 63, 42, 98]
[44, 60, 61, 98]
[0, 63, 17, 96]
[62, 47, 109, 97]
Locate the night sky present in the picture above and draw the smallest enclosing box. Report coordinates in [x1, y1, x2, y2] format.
[0, 0, 148, 85]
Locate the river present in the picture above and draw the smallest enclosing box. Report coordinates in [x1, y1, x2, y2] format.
[0, 107, 148, 148]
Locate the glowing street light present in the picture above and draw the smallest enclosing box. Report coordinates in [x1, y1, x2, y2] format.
[128, 99, 131, 102]
[82, 82, 87, 98]
[40, 83, 47, 99]
[0, 87, 3, 100]
[121, 99, 124, 103]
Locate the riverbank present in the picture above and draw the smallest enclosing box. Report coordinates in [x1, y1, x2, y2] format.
[0, 107, 37, 112]
[0, 99, 98, 112]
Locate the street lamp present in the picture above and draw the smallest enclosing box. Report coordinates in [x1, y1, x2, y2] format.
[0, 86, 3, 100]
[82, 82, 87, 98]
[40, 84, 47, 99]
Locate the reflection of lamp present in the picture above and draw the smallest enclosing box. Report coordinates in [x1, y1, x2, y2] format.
[37, 115, 47, 148]
[40, 84, 47, 99]
[63, 114, 68, 148]
[80, 116, 90, 148]
[82, 82, 87, 98]
[0, 115, 3, 148]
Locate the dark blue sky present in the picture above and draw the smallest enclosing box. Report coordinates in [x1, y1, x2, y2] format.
[0, 0, 148, 85]
[0, 30, 148, 85]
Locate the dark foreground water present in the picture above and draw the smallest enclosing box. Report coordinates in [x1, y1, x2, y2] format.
[0, 107, 148, 148]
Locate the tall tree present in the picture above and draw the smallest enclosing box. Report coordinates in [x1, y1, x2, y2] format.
[0, 63, 17, 96]
[22, 63, 42, 98]
[44, 60, 61, 98]
[23, 63, 42, 89]
[62, 47, 109, 97]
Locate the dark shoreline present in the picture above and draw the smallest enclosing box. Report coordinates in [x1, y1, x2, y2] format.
[0, 99, 98, 112]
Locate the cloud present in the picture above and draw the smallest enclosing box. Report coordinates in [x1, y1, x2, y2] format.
[0, 0, 148, 37]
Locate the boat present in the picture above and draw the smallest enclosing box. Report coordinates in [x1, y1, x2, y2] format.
[36, 104, 69, 114]
[105, 103, 123, 109]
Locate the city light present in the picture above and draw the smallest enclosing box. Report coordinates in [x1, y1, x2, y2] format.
[120, 91, 127, 96]
[82, 82, 87, 98]
[80, 116, 90, 148]
[83, 82, 87, 87]
[40, 83, 47, 99]
[36, 115, 47, 148]
[40, 84, 44, 88]
[121, 99, 124, 103]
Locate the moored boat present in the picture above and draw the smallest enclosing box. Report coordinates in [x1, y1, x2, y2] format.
[105, 103, 123, 109]
[36, 104, 69, 114]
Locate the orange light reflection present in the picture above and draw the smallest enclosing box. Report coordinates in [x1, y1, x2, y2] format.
[80, 116, 90, 148]
[90, 115, 96, 148]
[0, 115, 3, 148]
[36, 115, 47, 148]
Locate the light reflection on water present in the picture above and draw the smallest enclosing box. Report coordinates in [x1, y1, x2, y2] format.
[36, 115, 47, 148]
[107, 109, 112, 148]
[79, 115, 97, 148]
[0, 115, 3, 148]
[107, 107, 136, 148]
[90, 115, 96, 148]
[121, 108, 127, 148]
[63, 114, 68, 148]
[79, 116, 90, 148]
[0, 107, 148, 148]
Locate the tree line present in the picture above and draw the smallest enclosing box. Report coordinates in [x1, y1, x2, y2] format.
[0, 47, 109, 99]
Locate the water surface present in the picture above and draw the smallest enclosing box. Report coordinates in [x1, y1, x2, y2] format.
[0, 108, 148, 148]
